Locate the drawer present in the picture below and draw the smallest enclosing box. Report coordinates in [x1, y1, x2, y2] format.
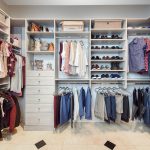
[26, 86, 55, 95]
[25, 113, 53, 126]
[26, 104, 53, 113]
[27, 71, 54, 77]
[26, 95, 53, 104]
[26, 77, 55, 86]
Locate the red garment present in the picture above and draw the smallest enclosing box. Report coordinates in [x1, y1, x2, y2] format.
[54, 95, 61, 128]
[22, 57, 26, 87]
[7, 52, 17, 77]
[9, 96, 16, 132]
[144, 38, 150, 72]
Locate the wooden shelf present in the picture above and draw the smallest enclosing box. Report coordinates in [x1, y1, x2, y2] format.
[27, 51, 54, 54]
[55, 31, 90, 38]
[0, 20, 9, 28]
[91, 79, 125, 83]
[27, 31, 54, 38]
[91, 39, 125, 41]
[91, 28, 125, 33]
[127, 28, 150, 35]
[91, 59, 125, 62]
[91, 49, 126, 53]
[127, 78, 150, 82]
[0, 29, 9, 36]
[91, 70, 125, 72]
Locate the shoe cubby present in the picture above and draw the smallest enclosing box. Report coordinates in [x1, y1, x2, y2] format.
[90, 19, 127, 88]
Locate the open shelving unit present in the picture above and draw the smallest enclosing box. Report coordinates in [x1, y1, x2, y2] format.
[1, 8, 150, 130]
[90, 19, 128, 88]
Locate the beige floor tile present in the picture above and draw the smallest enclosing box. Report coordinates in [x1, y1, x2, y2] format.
[135, 146, 150, 150]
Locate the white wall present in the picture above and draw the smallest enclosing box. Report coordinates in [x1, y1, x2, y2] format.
[6, 5, 150, 19]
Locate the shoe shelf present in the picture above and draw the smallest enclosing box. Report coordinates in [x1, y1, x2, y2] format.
[91, 70, 125, 72]
[90, 19, 127, 88]
[91, 39, 125, 41]
[91, 28, 125, 32]
[91, 59, 125, 62]
[91, 49, 126, 53]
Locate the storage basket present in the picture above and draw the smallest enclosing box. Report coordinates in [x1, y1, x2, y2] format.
[94, 20, 122, 29]
[61, 21, 84, 31]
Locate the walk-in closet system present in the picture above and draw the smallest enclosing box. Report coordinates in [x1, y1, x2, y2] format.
[1, 8, 150, 131]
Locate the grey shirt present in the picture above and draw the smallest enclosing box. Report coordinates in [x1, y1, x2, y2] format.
[129, 38, 146, 72]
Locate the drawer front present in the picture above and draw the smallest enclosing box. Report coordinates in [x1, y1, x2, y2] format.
[26, 77, 55, 86]
[27, 71, 54, 77]
[25, 113, 53, 126]
[26, 104, 53, 113]
[26, 86, 55, 95]
[26, 95, 53, 104]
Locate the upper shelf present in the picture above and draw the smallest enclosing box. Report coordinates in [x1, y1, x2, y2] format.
[27, 31, 54, 38]
[91, 28, 125, 34]
[127, 28, 150, 35]
[0, 20, 9, 28]
[55, 31, 90, 38]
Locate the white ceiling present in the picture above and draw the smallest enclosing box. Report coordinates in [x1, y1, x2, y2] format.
[3, 0, 150, 5]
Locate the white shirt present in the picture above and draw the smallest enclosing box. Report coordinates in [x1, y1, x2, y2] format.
[73, 88, 79, 121]
[74, 42, 88, 77]
[10, 55, 22, 93]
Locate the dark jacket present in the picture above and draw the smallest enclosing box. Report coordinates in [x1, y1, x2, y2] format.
[121, 96, 130, 122]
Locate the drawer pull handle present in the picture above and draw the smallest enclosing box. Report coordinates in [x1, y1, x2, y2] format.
[38, 73, 40, 76]
[38, 99, 40, 102]
[38, 81, 40, 84]
[38, 90, 40, 93]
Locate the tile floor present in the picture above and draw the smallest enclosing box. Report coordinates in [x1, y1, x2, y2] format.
[0, 122, 150, 150]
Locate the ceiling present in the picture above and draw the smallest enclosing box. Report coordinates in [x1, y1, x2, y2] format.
[3, 0, 150, 5]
